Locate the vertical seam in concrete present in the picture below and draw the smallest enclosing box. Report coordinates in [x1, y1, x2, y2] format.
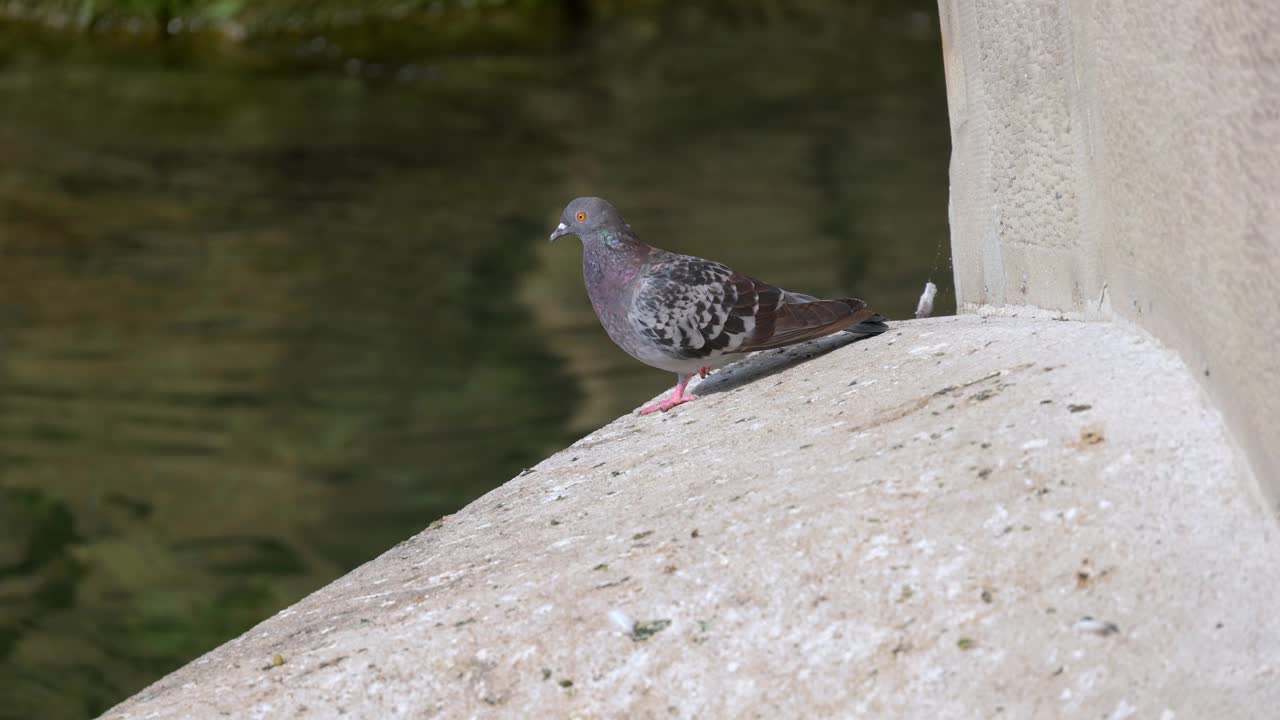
[1060, 0, 1106, 318]
[938, 0, 1002, 311]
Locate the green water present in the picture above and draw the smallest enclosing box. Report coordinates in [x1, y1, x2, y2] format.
[0, 6, 951, 718]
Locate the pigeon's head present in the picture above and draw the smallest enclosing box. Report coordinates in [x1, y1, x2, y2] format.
[549, 197, 627, 242]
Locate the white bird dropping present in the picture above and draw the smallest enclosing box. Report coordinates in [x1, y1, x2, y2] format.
[608, 608, 635, 636]
[915, 281, 938, 319]
[1072, 616, 1120, 636]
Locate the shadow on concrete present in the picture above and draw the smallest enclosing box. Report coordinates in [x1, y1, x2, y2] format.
[693, 330, 892, 398]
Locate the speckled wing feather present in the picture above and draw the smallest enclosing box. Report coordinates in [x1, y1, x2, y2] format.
[628, 253, 877, 361]
[628, 255, 747, 361]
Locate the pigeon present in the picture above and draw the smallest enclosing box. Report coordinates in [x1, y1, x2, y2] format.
[550, 197, 888, 414]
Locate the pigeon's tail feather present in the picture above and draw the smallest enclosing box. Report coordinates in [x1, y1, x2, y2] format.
[738, 295, 878, 352]
[844, 313, 889, 338]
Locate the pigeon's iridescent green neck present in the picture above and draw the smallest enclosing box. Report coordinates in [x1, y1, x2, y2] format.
[581, 226, 650, 290]
[598, 229, 627, 250]
[583, 224, 645, 255]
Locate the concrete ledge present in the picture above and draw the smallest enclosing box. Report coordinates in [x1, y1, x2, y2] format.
[105, 316, 1280, 719]
[936, 0, 1280, 502]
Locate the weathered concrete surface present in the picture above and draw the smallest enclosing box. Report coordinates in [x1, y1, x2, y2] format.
[105, 316, 1280, 719]
[936, 0, 1280, 506]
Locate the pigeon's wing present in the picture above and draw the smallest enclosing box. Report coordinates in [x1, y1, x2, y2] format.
[735, 281, 878, 352]
[628, 256, 752, 361]
[629, 253, 879, 360]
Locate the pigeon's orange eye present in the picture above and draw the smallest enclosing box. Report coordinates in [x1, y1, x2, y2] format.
[576, 211, 587, 222]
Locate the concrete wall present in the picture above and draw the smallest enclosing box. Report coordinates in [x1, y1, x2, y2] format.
[936, 0, 1280, 506]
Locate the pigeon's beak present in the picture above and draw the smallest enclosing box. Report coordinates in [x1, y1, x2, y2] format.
[549, 222, 569, 243]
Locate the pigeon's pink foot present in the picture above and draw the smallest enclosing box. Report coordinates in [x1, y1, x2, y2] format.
[640, 393, 699, 415]
[639, 372, 698, 415]
[699, 366, 711, 379]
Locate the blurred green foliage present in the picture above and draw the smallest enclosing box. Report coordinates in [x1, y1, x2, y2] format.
[1, 1, 933, 60]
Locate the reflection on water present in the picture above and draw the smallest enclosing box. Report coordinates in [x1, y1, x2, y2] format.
[0, 6, 950, 718]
